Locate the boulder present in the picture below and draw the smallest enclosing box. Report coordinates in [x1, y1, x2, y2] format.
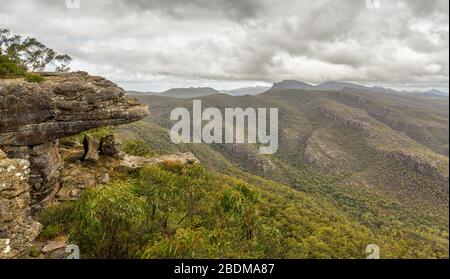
[99, 135, 123, 158]
[82, 135, 99, 162]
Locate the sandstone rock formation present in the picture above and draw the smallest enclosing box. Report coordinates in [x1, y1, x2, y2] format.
[0, 149, 42, 259]
[0, 72, 149, 203]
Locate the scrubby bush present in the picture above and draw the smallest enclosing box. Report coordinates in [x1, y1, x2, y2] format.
[38, 202, 75, 240]
[69, 181, 147, 258]
[67, 163, 264, 259]
[24, 72, 45, 83]
[122, 140, 155, 157]
[0, 54, 25, 77]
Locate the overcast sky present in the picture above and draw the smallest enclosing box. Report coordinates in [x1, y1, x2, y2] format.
[0, 0, 448, 92]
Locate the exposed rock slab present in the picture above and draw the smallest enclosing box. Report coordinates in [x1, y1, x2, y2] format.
[117, 152, 200, 171]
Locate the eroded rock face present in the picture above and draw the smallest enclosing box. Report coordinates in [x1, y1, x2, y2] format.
[0, 150, 42, 259]
[0, 72, 149, 203]
[1, 141, 62, 203]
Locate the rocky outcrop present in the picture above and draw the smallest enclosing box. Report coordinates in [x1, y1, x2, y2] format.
[318, 106, 372, 136]
[387, 150, 449, 186]
[317, 102, 449, 184]
[0, 149, 42, 259]
[304, 132, 358, 173]
[0, 72, 149, 203]
[223, 144, 275, 174]
[117, 152, 199, 172]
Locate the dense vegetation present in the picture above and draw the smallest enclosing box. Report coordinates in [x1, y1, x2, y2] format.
[39, 159, 448, 259]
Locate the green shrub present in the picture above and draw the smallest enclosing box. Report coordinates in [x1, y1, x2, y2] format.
[122, 140, 155, 157]
[78, 127, 114, 142]
[140, 228, 212, 259]
[28, 245, 40, 258]
[0, 54, 25, 77]
[70, 181, 148, 258]
[68, 164, 266, 259]
[38, 202, 75, 240]
[24, 72, 45, 83]
[39, 224, 64, 240]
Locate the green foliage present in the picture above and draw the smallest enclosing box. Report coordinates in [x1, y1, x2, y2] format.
[0, 54, 25, 77]
[24, 72, 45, 83]
[0, 28, 72, 73]
[39, 224, 63, 240]
[70, 181, 147, 258]
[122, 140, 155, 157]
[38, 202, 75, 240]
[76, 127, 114, 142]
[67, 164, 269, 258]
[28, 246, 40, 258]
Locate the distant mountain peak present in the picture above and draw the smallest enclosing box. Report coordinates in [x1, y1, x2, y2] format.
[220, 86, 270, 96]
[316, 81, 370, 91]
[423, 89, 449, 96]
[271, 80, 315, 90]
[160, 87, 221, 99]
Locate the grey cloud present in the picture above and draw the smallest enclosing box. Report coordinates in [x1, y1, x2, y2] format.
[0, 0, 448, 89]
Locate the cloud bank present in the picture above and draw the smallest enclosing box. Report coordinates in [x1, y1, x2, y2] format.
[0, 0, 448, 91]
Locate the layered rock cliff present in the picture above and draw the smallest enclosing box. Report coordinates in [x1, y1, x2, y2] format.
[0, 72, 149, 204]
[0, 149, 42, 259]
